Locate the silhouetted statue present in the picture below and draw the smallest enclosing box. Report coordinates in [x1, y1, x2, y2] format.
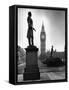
[51, 45, 53, 57]
[27, 12, 36, 46]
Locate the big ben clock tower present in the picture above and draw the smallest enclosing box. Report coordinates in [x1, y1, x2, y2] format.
[40, 22, 46, 55]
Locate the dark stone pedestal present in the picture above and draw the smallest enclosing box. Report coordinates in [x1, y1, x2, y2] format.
[23, 46, 40, 80]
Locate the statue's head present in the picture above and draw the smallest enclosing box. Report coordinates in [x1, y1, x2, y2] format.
[52, 45, 53, 48]
[28, 11, 32, 17]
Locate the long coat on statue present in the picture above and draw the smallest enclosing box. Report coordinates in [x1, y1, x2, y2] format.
[27, 16, 33, 38]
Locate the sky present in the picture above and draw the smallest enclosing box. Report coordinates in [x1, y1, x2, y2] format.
[18, 8, 65, 52]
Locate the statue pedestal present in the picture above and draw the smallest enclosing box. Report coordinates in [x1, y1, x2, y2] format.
[23, 46, 40, 80]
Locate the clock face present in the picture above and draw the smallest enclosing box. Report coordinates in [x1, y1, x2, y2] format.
[41, 34, 45, 39]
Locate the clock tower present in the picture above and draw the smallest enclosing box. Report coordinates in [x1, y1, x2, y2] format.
[40, 22, 46, 55]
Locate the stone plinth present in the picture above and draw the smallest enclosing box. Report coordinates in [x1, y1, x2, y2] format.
[23, 46, 40, 80]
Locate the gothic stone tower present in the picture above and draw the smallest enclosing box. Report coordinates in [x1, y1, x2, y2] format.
[40, 23, 46, 55]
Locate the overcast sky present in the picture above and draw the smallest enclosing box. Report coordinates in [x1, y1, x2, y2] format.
[18, 8, 65, 52]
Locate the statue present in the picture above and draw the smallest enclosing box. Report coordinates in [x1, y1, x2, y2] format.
[51, 45, 54, 57]
[24, 12, 40, 80]
[27, 12, 36, 46]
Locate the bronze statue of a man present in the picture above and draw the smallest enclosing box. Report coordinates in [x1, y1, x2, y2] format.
[27, 12, 36, 46]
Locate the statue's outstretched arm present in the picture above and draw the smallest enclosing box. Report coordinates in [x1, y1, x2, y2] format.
[33, 27, 36, 31]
